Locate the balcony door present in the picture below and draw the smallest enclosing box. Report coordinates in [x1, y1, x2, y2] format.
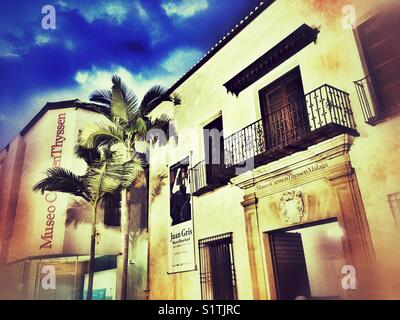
[203, 116, 225, 183]
[260, 67, 309, 150]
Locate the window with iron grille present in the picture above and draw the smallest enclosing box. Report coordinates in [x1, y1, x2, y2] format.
[388, 192, 400, 225]
[198, 232, 237, 300]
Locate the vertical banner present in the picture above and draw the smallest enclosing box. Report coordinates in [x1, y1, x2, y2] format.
[168, 157, 196, 273]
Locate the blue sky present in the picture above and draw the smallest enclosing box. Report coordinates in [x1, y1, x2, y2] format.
[0, 0, 260, 148]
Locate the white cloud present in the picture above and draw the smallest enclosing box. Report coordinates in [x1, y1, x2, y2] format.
[35, 34, 51, 46]
[25, 45, 204, 130]
[103, 3, 128, 24]
[133, 1, 164, 44]
[162, 0, 208, 19]
[134, 1, 149, 21]
[161, 47, 203, 75]
[0, 52, 19, 59]
[60, 1, 129, 25]
[30, 46, 203, 113]
[64, 40, 75, 51]
[0, 40, 19, 59]
[57, 0, 164, 43]
[73, 66, 178, 101]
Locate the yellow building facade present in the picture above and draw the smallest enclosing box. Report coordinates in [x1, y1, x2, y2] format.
[0, 0, 399, 301]
[0, 100, 149, 300]
[147, 0, 400, 300]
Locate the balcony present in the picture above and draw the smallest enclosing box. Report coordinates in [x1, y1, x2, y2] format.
[191, 84, 358, 196]
[191, 160, 235, 196]
[354, 74, 400, 125]
[354, 75, 379, 125]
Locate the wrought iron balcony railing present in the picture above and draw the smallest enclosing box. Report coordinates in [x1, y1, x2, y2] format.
[224, 119, 266, 168]
[354, 74, 379, 124]
[306, 84, 356, 130]
[191, 159, 234, 196]
[353, 73, 400, 125]
[191, 160, 207, 194]
[191, 84, 358, 196]
[225, 84, 357, 169]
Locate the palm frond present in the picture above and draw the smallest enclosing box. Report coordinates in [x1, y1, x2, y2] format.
[95, 105, 112, 118]
[74, 145, 101, 165]
[145, 114, 175, 146]
[172, 93, 181, 106]
[116, 153, 145, 189]
[85, 151, 144, 204]
[79, 121, 126, 150]
[136, 152, 148, 165]
[150, 172, 168, 204]
[148, 113, 171, 132]
[140, 88, 181, 116]
[134, 116, 147, 138]
[85, 161, 120, 205]
[140, 85, 170, 116]
[111, 75, 139, 125]
[33, 167, 91, 202]
[90, 89, 112, 106]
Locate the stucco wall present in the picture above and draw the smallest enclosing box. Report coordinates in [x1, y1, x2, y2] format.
[1, 107, 121, 262]
[148, 0, 400, 299]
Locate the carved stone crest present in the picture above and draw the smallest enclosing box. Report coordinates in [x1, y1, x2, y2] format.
[279, 190, 305, 224]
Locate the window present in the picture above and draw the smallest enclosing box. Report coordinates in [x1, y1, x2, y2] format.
[388, 192, 400, 226]
[203, 116, 226, 182]
[203, 116, 224, 166]
[356, 9, 400, 120]
[103, 192, 121, 227]
[198, 233, 237, 300]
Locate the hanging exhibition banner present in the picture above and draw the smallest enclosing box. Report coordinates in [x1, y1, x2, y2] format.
[168, 157, 196, 273]
[6, 108, 121, 262]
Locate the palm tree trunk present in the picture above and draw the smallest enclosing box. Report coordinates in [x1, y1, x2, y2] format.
[120, 187, 131, 300]
[87, 206, 97, 300]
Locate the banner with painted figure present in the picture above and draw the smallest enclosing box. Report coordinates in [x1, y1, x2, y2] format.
[168, 157, 196, 273]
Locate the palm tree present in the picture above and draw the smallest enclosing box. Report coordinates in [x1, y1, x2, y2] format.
[33, 145, 143, 300]
[80, 75, 179, 300]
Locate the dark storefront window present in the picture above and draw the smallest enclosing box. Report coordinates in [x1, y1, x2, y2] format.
[198, 233, 237, 300]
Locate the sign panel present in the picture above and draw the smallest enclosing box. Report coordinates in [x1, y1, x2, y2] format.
[7, 109, 121, 262]
[168, 157, 195, 273]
